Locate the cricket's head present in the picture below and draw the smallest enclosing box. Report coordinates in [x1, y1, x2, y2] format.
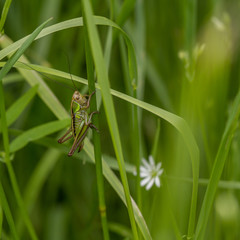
[72, 91, 87, 106]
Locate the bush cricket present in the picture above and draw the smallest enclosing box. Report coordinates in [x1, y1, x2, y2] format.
[19, 61, 99, 156]
[58, 90, 99, 156]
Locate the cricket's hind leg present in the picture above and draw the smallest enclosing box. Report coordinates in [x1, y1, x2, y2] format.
[88, 111, 100, 132]
[68, 125, 90, 156]
[89, 123, 99, 132]
[78, 142, 84, 152]
[58, 128, 73, 143]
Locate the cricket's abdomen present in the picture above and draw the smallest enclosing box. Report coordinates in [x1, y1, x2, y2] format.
[72, 109, 88, 138]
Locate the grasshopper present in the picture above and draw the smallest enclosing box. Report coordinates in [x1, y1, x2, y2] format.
[18, 61, 98, 156]
[58, 90, 99, 156]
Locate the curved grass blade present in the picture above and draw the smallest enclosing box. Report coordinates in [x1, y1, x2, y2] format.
[16, 148, 62, 237]
[0, 18, 52, 240]
[0, 18, 52, 77]
[0, 16, 137, 88]
[2, 61, 199, 237]
[9, 119, 70, 153]
[0, 85, 38, 131]
[82, 1, 139, 238]
[0, 183, 19, 240]
[0, 25, 151, 240]
[12, 129, 136, 172]
[7, 127, 151, 239]
[0, 15, 200, 238]
[195, 90, 240, 240]
[116, 0, 136, 27]
[84, 24, 110, 239]
[0, 38, 69, 120]
[84, 138, 151, 239]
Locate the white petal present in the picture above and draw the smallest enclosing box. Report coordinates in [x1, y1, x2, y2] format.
[156, 162, 162, 170]
[149, 155, 155, 167]
[133, 170, 137, 176]
[140, 176, 151, 187]
[157, 169, 164, 176]
[155, 177, 160, 187]
[140, 166, 148, 173]
[142, 158, 151, 170]
[146, 178, 155, 190]
[140, 171, 149, 177]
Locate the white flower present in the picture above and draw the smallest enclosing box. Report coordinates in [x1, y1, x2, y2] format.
[139, 156, 163, 190]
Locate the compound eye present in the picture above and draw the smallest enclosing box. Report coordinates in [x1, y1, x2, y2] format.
[76, 96, 79, 100]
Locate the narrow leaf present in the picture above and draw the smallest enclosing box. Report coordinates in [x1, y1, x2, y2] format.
[0, 0, 13, 33]
[195, 90, 240, 240]
[0, 183, 19, 240]
[0, 17, 52, 79]
[9, 119, 70, 153]
[0, 17, 52, 240]
[82, 1, 139, 239]
[0, 85, 38, 131]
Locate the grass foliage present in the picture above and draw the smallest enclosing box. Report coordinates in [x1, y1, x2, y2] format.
[0, 0, 240, 239]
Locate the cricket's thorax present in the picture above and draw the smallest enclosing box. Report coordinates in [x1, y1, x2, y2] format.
[71, 99, 89, 137]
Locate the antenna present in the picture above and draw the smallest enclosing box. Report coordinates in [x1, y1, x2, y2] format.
[63, 51, 79, 92]
[18, 61, 75, 91]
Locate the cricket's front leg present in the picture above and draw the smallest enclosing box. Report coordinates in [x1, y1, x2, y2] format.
[58, 128, 73, 143]
[88, 111, 99, 123]
[84, 91, 96, 109]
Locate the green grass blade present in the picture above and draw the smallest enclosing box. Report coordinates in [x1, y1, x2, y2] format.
[0, 18, 52, 240]
[2, 73, 24, 85]
[16, 149, 61, 237]
[84, 23, 110, 239]
[2, 63, 199, 230]
[146, 56, 174, 111]
[195, 90, 240, 240]
[14, 130, 136, 173]
[82, 1, 139, 239]
[0, 85, 38, 131]
[0, 13, 139, 121]
[0, 0, 13, 33]
[116, 0, 135, 26]
[0, 199, 2, 237]
[112, 0, 136, 42]
[0, 37, 68, 120]
[0, 16, 138, 88]
[0, 14, 200, 239]
[9, 119, 70, 153]
[34, 0, 61, 60]
[3, 63, 199, 182]
[0, 18, 52, 77]
[7, 127, 152, 239]
[83, 138, 151, 239]
[0, 183, 19, 240]
[151, 119, 161, 159]
[23, 149, 61, 208]
[108, 222, 133, 239]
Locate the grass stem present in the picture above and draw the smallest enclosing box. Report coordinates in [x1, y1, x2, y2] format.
[84, 12, 110, 240]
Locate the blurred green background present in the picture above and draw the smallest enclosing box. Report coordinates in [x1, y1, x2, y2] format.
[0, 0, 240, 239]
